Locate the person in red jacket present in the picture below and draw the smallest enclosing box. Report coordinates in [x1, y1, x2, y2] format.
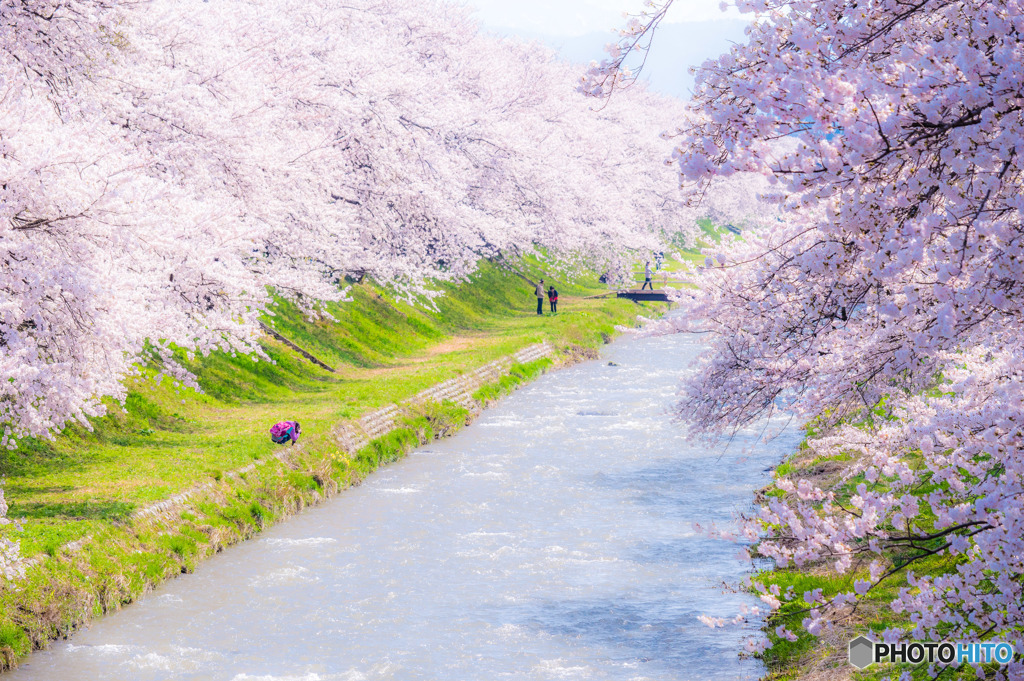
[547, 285, 558, 313]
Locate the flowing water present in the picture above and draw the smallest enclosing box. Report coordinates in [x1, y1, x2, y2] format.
[9, 328, 801, 681]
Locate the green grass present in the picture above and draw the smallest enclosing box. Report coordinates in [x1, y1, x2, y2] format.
[355, 400, 470, 471]
[753, 419, 988, 681]
[2, 259, 650, 542]
[756, 555, 979, 681]
[473, 358, 553, 403]
[0, 256, 665, 672]
[649, 218, 746, 274]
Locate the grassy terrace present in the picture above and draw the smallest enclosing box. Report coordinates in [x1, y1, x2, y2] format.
[0, 257, 665, 667]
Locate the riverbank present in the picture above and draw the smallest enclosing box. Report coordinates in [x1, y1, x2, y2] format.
[751, 421, 954, 681]
[750, 426, 863, 681]
[0, 258, 666, 670]
[3, 308, 782, 681]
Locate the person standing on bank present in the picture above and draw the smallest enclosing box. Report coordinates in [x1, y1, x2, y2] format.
[535, 278, 545, 315]
[640, 261, 653, 290]
[548, 285, 558, 313]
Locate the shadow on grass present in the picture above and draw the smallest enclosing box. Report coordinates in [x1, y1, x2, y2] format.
[0, 427, 203, 480]
[0, 446, 101, 479]
[10, 500, 136, 522]
[3, 483, 76, 496]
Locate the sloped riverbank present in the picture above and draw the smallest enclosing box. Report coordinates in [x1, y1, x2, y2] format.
[7, 319, 801, 681]
[0, 260, 663, 670]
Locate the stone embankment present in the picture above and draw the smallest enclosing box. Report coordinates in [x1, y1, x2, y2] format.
[106, 342, 550, 530]
[334, 341, 552, 452]
[5, 340, 558, 671]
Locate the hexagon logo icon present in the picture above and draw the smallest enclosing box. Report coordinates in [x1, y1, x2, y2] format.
[849, 636, 875, 669]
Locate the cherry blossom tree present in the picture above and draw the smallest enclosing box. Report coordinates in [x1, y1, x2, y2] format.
[588, 0, 1024, 669]
[1, 0, 690, 574]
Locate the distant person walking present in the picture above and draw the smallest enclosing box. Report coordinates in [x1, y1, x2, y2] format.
[535, 278, 545, 315]
[270, 420, 301, 445]
[641, 261, 653, 290]
[548, 285, 558, 313]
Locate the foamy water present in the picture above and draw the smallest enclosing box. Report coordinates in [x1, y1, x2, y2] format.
[9, 324, 800, 681]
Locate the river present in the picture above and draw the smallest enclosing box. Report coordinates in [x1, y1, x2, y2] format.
[9, 327, 800, 681]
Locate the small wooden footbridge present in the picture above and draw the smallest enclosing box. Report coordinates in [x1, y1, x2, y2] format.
[616, 288, 671, 302]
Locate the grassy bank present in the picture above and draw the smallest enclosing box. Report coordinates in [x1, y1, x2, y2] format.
[0, 257, 665, 670]
[751, 424, 978, 681]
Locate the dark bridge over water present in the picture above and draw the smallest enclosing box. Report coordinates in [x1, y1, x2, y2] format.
[617, 289, 670, 302]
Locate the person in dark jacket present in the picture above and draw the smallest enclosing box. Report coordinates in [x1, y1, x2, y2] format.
[547, 285, 558, 313]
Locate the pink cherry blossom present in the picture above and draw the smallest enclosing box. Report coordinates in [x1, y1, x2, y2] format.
[591, 0, 1024, 661]
[0, 0, 696, 577]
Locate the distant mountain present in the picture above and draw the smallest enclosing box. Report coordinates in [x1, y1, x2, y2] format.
[484, 19, 750, 100]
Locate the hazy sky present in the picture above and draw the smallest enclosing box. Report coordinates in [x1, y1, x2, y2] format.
[463, 0, 750, 99]
[465, 0, 742, 35]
